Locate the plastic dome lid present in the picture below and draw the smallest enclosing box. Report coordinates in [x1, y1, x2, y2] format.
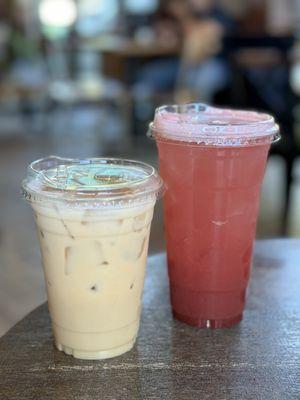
[22, 156, 163, 207]
[149, 103, 280, 146]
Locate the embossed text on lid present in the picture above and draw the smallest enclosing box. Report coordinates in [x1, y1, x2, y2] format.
[149, 103, 280, 146]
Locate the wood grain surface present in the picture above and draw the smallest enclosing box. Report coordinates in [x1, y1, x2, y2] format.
[0, 239, 299, 400]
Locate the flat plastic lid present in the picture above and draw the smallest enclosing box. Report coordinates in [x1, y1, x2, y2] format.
[149, 103, 280, 146]
[22, 156, 163, 207]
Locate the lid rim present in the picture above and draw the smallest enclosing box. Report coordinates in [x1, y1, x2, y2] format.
[22, 156, 163, 205]
[150, 103, 280, 145]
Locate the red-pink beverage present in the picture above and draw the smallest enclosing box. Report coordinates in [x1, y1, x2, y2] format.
[150, 104, 279, 328]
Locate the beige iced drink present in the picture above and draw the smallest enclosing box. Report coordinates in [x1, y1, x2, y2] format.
[22, 156, 163, 360]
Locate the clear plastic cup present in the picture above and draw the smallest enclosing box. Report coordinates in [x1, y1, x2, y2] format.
[149, 103, 279, 328]
[22, 156, 163, 359]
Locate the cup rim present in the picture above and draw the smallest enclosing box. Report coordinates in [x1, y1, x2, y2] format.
[22, 156, 164, 207]
[149, 103, 280, 146]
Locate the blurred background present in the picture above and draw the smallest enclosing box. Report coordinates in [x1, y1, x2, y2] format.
[1, 0, 300, 336]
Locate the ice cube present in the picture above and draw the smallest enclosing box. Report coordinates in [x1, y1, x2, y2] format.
[65, 242, 108, 275]
[81, 210, 92, 225]
[133, 213, 147, 232]
[94, 242, 108, 266]
[64, 247, 73, 275]
[108, 219, 123, 229]
[54, 205, 75, 239]
[123, 235, 147, 261]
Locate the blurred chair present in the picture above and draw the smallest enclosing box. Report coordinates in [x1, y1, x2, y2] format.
[217, 35, 298, 234]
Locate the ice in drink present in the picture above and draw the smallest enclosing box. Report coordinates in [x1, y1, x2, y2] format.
[150, 104, 279, 328]
[22, 156, 163, 359]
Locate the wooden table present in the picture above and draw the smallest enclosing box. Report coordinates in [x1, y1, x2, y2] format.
[0, 240, 299, 399]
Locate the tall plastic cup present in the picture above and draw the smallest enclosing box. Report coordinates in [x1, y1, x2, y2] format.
[22, 156, 163, 359]
[149, 104, 279, 328]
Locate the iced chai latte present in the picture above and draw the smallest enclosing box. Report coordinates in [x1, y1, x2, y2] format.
[22, 157, 163, 359]
[150, 104, 279, 328]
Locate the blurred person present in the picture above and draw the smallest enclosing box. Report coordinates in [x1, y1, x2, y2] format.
[176, 0, 234, 102]
[134, 0, 234, 102]
[132, 0, 182, 95]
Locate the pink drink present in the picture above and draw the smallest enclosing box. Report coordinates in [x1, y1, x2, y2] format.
[150, 104, 279, 328]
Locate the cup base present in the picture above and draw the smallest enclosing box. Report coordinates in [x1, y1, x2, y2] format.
[52, 319, 139, 360]
[55, 339, 135, 360]
[173, 311, 243, 329]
